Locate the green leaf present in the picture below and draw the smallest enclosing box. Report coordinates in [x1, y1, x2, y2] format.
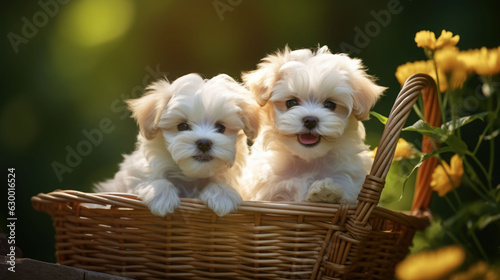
[402, 146, 454, 190]
[441, 113, 487, 131]
[403, 120, 468, 154]
[370, 111, 388, 125]
[410, 219, 446, 255]
[445, 134, 468, 154]
[403, 120, 448, 142]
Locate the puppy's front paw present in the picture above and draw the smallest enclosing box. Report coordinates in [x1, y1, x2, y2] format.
[137, 180, 180, 217]
[307, 178, 344, 203]
[200, 183, 241, 216]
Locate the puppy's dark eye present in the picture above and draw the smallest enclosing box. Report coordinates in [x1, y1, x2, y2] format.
[215, 123, 226, 134]
[286, 99, 299, 109]
[177, 123, 191, 131]
[324, 101, 337, 111]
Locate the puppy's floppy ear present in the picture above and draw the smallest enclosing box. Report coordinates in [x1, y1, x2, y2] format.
[126, 79, 172, 139]
[238, 96, 261, 141]
[349, 59, 386, 120]
[218, 74, 261, 140]
[242, 46, 291, 107]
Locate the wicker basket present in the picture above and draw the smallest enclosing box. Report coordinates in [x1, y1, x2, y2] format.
[32, 73, 438, 279]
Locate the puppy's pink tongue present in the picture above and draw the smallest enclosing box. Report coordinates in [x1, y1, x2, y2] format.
[299, 133, 320, 145]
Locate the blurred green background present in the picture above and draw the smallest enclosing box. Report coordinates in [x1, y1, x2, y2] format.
[1, 0, 499, 263]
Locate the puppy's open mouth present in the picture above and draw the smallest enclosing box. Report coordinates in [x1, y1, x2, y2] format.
[193, 154, 214, 162]
[298, 133, 321, 147]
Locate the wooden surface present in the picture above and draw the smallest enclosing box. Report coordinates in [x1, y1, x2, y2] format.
[0, 256, 134, 280]
[0, 227, 133, 280]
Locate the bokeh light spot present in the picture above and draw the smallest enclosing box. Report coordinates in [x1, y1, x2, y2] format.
[61, 0, 135, 47]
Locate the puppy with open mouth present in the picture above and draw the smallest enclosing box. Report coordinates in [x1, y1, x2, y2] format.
[96, 73, 259, 216]
[242, 46, 385, 203]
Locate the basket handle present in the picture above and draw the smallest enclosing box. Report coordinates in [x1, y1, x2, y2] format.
[353, 73, 439, 225]
[412, 82, 442, 213]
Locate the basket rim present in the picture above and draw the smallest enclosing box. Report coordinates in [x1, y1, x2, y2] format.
[31, 190, 430, 230]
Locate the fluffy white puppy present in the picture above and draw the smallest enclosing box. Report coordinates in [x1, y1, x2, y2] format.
[242, 46, 385, 203]
[96, 73, 259, 216]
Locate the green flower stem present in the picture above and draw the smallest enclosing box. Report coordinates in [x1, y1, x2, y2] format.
[449, 89, 461, 139]
[488, 127, 495, 180]
[472, 122, 493, 155]
[412, 102, 425, 121]
[442, 87, 449, 109]
[465, 151, 493, 191]
[463, 174, 489, 201]
[443, 195, 458, 212]
[486, 80, 497, 180]
[449, 181, 463, 207]
[445, 230, 475, 257]
[473, 79, 500, 156]
[431, 56, 446, 123]
[470, 229, 489, 262]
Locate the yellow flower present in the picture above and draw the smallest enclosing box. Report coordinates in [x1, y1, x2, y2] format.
[369, 147, 377, 159]
[369, 138, 415, 160]
[395, 60, 448, 92]
[434, 47, 469, 90]
[404, 31, 472, 92]
[458, 46, 500, 76]
[451, 262, 500, 280]
[435, 47, 461, 71]
[415, 30, 460, 51]
[435, 30, 460, 50]
[430, 154, 464, 197]
[415, 31, 437, 50]
[394, 138, 414, 160]
[395, 246, 465, 280]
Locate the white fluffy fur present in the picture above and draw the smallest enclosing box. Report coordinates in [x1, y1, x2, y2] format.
[242, 46, 385, 203]
[96, 73, 260, 216]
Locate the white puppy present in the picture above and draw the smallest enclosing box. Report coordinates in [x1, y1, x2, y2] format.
[242, 46, 385, 203]
[96, 73, 259, 216]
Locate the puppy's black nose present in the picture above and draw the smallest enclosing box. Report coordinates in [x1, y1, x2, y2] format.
[303, 116, 319, 129]
[196, 139, 212, 152]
